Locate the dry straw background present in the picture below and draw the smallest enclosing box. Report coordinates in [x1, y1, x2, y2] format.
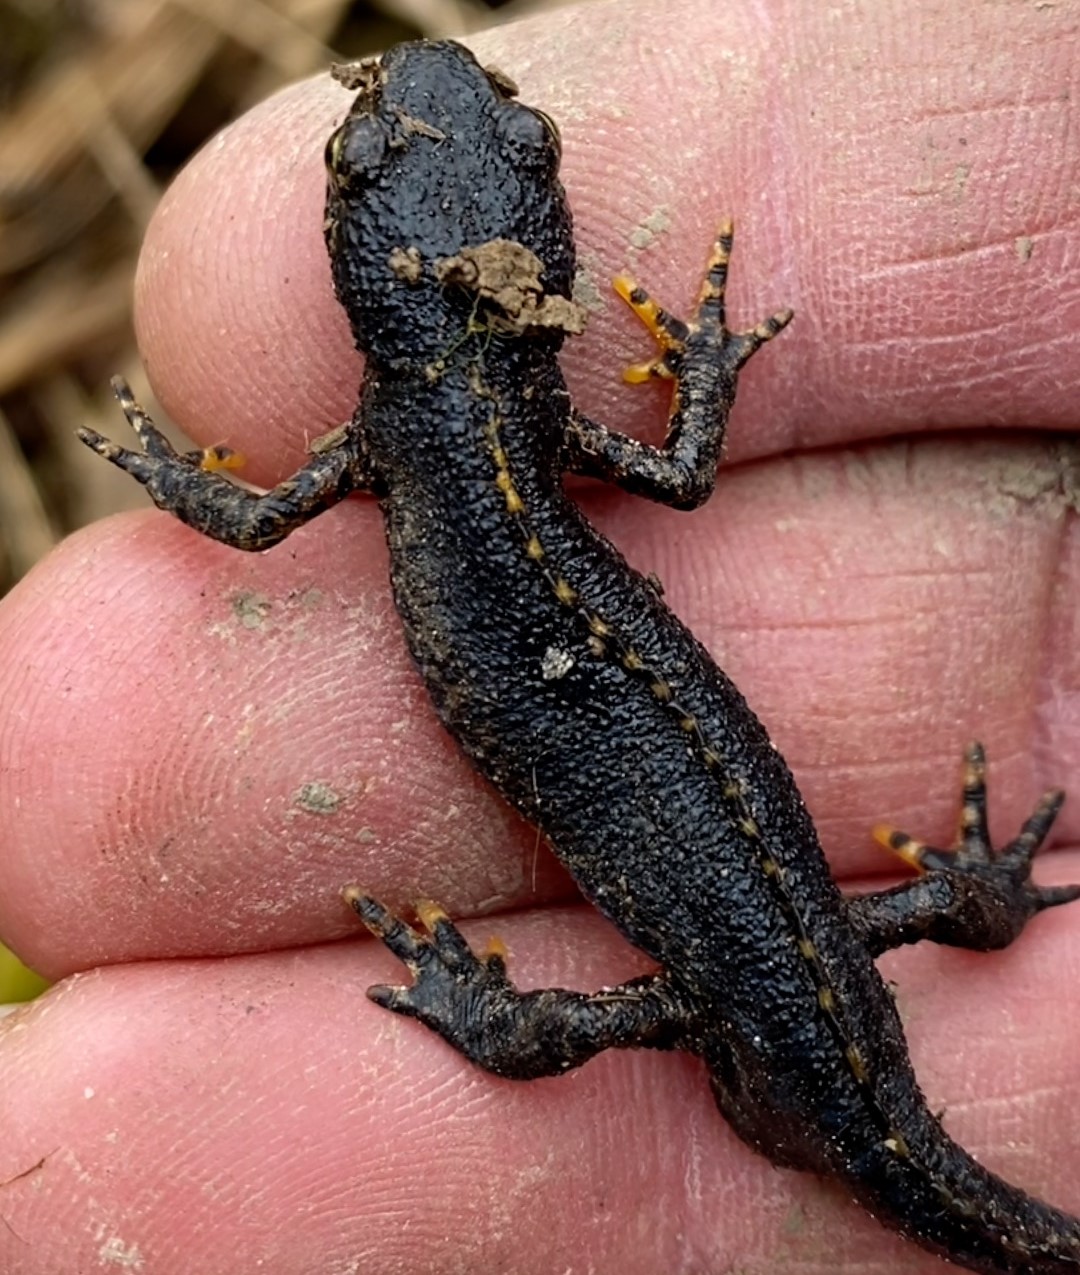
[0, 0, 571, 598]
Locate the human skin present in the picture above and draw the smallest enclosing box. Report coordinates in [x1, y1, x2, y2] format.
[1, 0, 1079, 1271]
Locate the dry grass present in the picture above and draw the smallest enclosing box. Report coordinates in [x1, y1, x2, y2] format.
[0, 0, 567, 594]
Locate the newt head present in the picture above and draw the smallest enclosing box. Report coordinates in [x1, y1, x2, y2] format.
[325, 39, 576, 365]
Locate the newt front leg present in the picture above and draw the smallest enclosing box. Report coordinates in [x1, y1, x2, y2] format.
[78, 377, 371, 550]
[564, 219, 792, 508]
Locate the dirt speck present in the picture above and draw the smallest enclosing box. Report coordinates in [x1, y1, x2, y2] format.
[435, 239, 587, 334]
[628, 207, 672, 251]
[292, 782, 343, 815]
[231, 591, 272, 630]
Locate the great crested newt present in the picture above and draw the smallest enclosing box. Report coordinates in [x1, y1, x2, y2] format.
[79, 38, 1080, 1274]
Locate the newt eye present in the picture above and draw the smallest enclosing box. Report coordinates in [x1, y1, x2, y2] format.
[325, 125, 347, 175]
[530, 108, 562, 156]
[497, 105, 561, 169]
[325, 116, 389, 187]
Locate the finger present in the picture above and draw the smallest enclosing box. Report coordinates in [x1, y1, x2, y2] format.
[2, 436, 1077, 975]
[3, 905, 1080, 1274]
[127, 0, 1079, 484]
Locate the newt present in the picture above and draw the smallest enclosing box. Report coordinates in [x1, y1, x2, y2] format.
[78, 38, 1080, 1273]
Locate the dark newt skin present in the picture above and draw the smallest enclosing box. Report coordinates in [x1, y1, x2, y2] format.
[78, 38, 1080, 1274]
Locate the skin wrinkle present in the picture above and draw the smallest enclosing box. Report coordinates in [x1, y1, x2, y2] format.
[1031, 510, 1075, 797]
[857, 238, 1049, 276]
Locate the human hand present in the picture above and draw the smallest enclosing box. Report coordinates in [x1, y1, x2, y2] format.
[1, 2, 1078, 1270]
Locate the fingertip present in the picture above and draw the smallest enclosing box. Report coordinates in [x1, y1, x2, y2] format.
[134, 75, 359, 480]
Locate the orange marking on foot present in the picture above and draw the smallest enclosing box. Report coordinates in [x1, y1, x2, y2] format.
[959, 804, 982, 830]
[961, 756, 985, 789]
[755, 311, 794, 340]
[703, 222, 734, 270]
[484, 935, 509, 962]
[622, 359, 668, 384]
[613, 275, 681, 347]
[872, 824, 928, 871]
[200, 445, 245, 473]
[613, 274, 662, 330]
[415, 899, 450, 931]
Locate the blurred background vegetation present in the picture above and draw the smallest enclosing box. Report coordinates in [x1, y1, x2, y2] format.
[0, 0, 573, 1003]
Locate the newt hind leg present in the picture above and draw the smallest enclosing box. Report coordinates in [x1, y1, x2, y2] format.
[344, 889, 697, 1078]
[848, 742, 1080, 957]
